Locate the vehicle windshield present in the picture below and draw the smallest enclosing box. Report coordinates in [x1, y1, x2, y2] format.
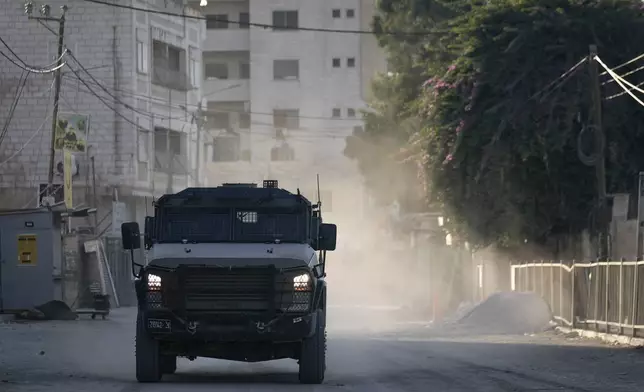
[156, 207, 307, 243]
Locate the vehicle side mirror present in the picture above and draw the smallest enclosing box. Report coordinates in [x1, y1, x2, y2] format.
[311, 216, 321, 248]
[144, 216, 154, 249]
[121, 221, 141, 250]
[318, 223, 337, 251]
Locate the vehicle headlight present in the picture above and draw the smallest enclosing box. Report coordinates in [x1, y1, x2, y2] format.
[147, 273, 162, 291]
[293, 273, 311, 291]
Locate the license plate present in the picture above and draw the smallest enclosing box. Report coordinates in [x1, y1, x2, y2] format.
[147, 318, 171, 331]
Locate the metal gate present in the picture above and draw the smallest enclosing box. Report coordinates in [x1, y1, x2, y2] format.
[102, 236, 138, 307]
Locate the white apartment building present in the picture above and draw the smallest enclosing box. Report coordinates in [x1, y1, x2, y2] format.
[193, 0, 387, 221]
[0, 0, 204, 229]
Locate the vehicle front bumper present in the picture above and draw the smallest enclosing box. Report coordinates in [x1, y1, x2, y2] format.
[142, 309, 318, 342]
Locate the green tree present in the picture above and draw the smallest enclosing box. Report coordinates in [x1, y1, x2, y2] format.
[418, 0, 644, 250]
[349, 0, 644, 254]
[345, 0, 462, 209]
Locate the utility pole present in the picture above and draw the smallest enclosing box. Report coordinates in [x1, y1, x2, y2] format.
[589, 44, 609, 260]
[26, 3, 68, 196]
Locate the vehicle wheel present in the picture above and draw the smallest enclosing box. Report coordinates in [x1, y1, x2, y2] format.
[135, 312, 162, 382]
[161, 355, 177, 374]
[298, 310, 326, 384]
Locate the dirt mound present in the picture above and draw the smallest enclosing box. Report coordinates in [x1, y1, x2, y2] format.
[456, 292, 552, 334]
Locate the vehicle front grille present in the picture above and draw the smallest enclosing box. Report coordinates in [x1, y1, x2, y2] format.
[182, 267, 274, 312]
[177, 266, 312, 314]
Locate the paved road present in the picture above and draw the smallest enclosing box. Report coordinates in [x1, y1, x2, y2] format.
[1, 308, 644, 391]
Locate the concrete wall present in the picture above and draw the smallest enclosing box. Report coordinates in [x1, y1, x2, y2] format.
[0, 0, 204, 209]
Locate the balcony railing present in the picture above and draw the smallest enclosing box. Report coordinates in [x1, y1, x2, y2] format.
[152, 65, 192, 92]
[154, 152, 189, 175]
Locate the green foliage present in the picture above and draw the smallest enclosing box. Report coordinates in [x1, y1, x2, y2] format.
[347, 0, 644, 250]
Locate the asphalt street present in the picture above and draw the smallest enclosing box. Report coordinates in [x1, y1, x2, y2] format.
[1, 307, 644, 392]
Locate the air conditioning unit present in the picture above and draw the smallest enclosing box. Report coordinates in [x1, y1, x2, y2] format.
[55, 153, 79, 177]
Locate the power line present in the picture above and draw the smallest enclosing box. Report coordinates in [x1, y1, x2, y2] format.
[65, 51, 175, 120]
[0, 82, 54, 166]
[601, 63, 644, 86]
[0, 36, 68, 73]
[598, 51, 644, 76]
[595, 55, 644, 109]
[64, 63, 139, 128]
[529, 57, 587, 102]
[64, 71, 365, 124]
[0, 49, 67, 74]
[64, 59, 362, 126]
[0, 71, 30, 147]
[83, 0, 430, 36]
[604, 80, 644, 100]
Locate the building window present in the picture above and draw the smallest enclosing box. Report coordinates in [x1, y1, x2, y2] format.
[154, 127, 187, 174]
[189, 58, 198, 86]
[346, 9, 355, 18]
[206, 14, 229, 29]
[205, 63, 228, 79]
[332, 108, 341, 118]
[332, 9, 341, 18]
[272, 10, 298, 30]
[347, 57, 356, 68]
[137, 122, 149, 181]
[273, 59, 299, 80]
[271, 142, 295, 161]
[208, 111, 231, 129]
[332, 58, 341, 68]
[239, 62, 250, 79]
[347, 108, 356, 118]
[239, 111, 251, 128]
[168, 47, 181, 71]
[152, 40, 189, 91]
[273, 109, 299, 129]
[212, 132, 241, 162]
[239, 12, 250, 29]
[136, 39, 148, 74]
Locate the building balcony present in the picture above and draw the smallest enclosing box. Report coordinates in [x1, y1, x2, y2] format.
[203, 79, 250, 101]
[152, 66, 192, 92]
[205, 28, 250, 52]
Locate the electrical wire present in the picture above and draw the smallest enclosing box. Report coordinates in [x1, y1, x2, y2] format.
[83, 0, 430, 36]
[0, 50, 66, 74]
[597, 58, 644, 98]
[0, 71, 30, 146]
[65, 51, 171, 120]
[64, 63, 139, 128]
[0, 35, 68, 69]
[601, 63, 644, 86]
[598, 51, 644, 76]
[0, 35, 68, 74]
[595, 55, 644, 108]
[63, 78, 364, 132]
[604, 80, 644, 100]
[528, 57, 587, 102]
[64, 71, 366, 123]
[0, 81, 54, 166]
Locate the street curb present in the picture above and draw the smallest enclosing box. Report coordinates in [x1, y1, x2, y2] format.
[556, 326, 644, 347]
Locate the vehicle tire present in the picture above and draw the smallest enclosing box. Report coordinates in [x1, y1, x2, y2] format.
[298, 310, 326, 384]
[161, 355, 177, 375]
[135, 312, 162, 383]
